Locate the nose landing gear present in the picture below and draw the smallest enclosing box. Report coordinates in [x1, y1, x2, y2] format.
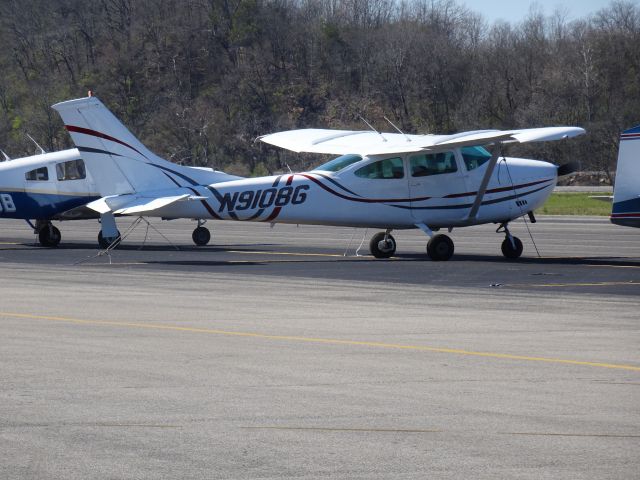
[497, 222, 523, 259]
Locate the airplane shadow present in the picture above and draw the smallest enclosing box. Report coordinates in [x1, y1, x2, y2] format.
[4, 240, 639, 269]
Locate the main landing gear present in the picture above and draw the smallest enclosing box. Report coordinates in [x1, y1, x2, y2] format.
[369, 222, 524, 261]
[497, 222, 523, 259]
[426, 234, 454, 261]
[369, 230, 396, 258]
[35, 220, 61, 247]
[192, 220, 211, 246]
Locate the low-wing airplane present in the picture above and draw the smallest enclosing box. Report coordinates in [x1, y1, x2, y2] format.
[53, 95, 584, 259]
[0, 148, 101, 246]
[610, 125, 640, 228]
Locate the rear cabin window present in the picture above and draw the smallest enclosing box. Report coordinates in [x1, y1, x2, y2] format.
[56, 159, 86, 181]
[354, 157, 404, 179]
[461, 146, 492, 171]
[410, 152, 458, 177]
[25, 166, 49, 181]
[314, 154, 363, 172]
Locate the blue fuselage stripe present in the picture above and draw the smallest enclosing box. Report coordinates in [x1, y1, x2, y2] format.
[0, 191, 99, 219]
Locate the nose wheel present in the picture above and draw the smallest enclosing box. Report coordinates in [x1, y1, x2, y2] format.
[369, 231, 396, 258]
[498, 223, 523, 259]
[192, 220, 211, 246]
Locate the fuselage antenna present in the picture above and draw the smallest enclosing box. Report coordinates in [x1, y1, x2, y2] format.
[26, 134, 46, 155]
[384, 116, 411, 142]
[0, 149, 10, 161]
[358, 115, 387, 142]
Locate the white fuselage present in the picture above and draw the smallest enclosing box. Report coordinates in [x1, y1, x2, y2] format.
[136, 151, 557, 229]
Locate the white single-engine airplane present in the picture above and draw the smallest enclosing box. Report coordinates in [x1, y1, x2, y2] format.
[610, 125, 640, 228]
[0, 148, 101, 246]
[53, 95, 584, 259]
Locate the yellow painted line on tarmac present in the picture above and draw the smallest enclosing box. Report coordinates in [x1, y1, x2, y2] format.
[2, 311, 640, 372]
[244, 426, 442, 433]
[245, 426, 640, 438]
[500, 431, 640, 438]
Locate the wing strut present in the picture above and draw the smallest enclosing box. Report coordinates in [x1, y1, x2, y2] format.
[466, 143, 500, 222]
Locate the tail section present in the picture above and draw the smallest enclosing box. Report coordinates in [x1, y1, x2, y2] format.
[611, 125, 640, 228]
[52, 96, 239, 196]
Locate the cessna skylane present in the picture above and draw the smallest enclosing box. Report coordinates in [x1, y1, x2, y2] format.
[53, 95, 584, 259]
[610, 125, 640, 228]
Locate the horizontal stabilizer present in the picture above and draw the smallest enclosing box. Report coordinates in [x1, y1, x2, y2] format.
[87, 193, 194, 215]
[260, 126, 585, 156]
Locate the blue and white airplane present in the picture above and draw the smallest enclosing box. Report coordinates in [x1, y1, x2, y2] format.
[53, 95, 585, 259]
[611, 125, 640, 228]
[0, 148, 101, 246]
[0, 97, 240, 247]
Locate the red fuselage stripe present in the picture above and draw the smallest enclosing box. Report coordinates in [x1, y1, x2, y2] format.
[65, 125, 147, 159]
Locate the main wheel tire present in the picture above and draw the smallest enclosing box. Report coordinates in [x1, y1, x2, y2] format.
[427, 234, 454, 261]
[98, 230, 121, 249]
[501, 236, 523, 259]
[369, 232, 396, 259]
[192, 226, 211, 246]
[38, 225, 61, 247]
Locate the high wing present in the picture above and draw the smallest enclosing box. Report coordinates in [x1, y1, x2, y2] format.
[86, 193, 200, 215]
[259, 127, 586, 156]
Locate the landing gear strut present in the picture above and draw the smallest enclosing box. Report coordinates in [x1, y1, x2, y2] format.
[498, 222, 523, 259]
[369, 230, 396, 258]
[192, 220, 211, 246]
[36, 220, 61, 247]
[98, 212, 121, 249]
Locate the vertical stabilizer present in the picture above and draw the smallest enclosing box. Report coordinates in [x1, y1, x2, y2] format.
[611, 125, 640, 228]
[52, 96, 224, 195]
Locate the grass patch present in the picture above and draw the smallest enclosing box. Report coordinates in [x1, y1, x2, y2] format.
[536, 192, 612, 216]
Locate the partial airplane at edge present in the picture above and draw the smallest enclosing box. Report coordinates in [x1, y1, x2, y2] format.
[611, 125, 640, 228]
[53, 95, 585, 260]
[0, 148, 100, 246]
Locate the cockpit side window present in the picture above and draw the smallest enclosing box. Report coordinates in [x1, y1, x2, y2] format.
[354, 157, 404, 179]
[313, 154, 363, 172]
[461, 146, 492, 171]
[410, 152, 457, 177]
[56, 159, 86, 181]
[25, 166, 49, 181]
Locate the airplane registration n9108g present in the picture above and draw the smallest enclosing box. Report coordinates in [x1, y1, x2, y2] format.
[53, 95, 584, 259]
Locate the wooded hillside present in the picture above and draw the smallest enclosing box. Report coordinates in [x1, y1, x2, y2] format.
[1, 0, 638, 179]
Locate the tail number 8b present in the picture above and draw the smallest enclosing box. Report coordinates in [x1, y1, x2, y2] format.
[0, 194, 16, 212]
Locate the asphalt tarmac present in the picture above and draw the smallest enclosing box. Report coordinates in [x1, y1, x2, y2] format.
[0, 216, 639, 479]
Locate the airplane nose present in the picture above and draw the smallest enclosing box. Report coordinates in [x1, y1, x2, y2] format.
[504, 158, 558, 181]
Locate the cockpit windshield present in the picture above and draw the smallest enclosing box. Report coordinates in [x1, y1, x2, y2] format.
[313, 154, 363, 172]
